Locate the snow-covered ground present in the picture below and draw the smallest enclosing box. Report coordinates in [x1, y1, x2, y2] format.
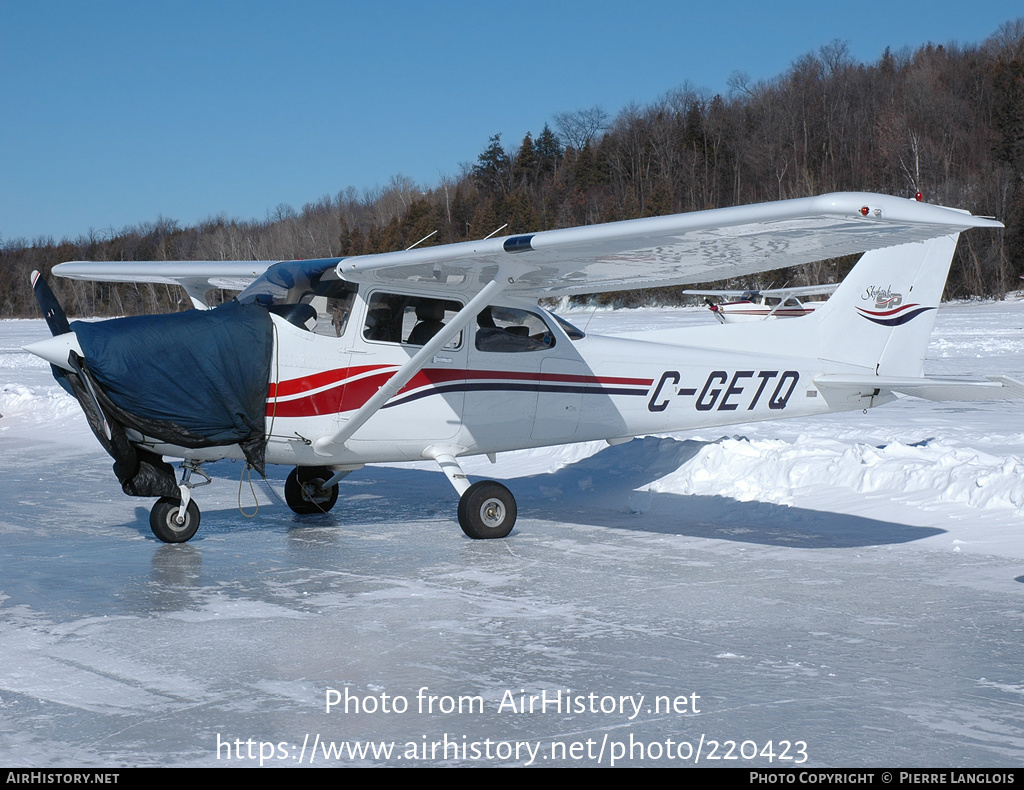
[2, 303, 1024, 767]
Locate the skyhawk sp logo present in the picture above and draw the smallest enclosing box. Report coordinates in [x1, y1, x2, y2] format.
[857, 286, 934, 326]
[863, 285, 902, 309]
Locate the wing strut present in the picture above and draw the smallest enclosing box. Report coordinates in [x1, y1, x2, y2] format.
[310, 267, 520, 456]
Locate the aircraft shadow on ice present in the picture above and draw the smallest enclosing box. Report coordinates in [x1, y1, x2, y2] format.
[500, 436, 944, 549]
[126, 436, 943, 551]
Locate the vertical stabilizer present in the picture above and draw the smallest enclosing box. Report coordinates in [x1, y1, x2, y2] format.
[814, 233, 959, 376]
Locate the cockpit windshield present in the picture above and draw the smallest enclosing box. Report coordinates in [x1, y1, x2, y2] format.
[236, 258, 347, 307]
[236, 258, 358, 334]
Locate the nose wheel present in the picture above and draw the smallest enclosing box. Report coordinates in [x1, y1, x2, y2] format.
[150, 497, 201, 543]
[148, 460, 209, 543]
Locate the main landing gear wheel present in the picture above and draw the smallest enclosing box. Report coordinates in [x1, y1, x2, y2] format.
[285, 466, 340, 514]
[150, 497, 201, 543]
[458, 480, 517, 539]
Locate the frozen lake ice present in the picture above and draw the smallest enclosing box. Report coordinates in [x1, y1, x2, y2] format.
[2, 303, 1024, 767]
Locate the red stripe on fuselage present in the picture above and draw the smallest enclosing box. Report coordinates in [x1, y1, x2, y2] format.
[266, 365, 653, 418]
[267, 365, 388, 398]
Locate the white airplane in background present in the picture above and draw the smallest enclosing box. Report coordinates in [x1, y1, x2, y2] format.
[24, 193, 1024, 545]
[683, 284, 840, 323]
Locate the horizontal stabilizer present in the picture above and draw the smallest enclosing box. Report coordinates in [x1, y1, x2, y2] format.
[814, 374, 1024, 403]
[683, 283, 839, 299]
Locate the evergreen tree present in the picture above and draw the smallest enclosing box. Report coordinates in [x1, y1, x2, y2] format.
[400, 198, 441, 248]
[348, 226, 366, 256]
[473, 134, 510, 196]
[512, 132, 537, 189]
[339, 216, 352, 255]
[505, 189, 539, 233]
[535, 124, 563, 176]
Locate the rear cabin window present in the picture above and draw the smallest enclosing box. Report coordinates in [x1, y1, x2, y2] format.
[362, 293, 463, 349]
[475, 306, 555, 352]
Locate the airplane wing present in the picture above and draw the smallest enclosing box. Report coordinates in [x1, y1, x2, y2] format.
[52, 260, 279, 308]
[51, 194, 1001, 304]
[337, 193, 1003, 298]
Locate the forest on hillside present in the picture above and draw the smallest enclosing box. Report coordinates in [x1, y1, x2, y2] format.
[3, 19, 1023, 318]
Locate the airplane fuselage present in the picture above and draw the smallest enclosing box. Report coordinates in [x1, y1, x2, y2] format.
[136, 297, 870, 470]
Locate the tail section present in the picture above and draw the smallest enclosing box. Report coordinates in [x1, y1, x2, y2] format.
[814, 233, 959, 376]
[678, 229, 1024, 405]
[635, 231, 961, 379]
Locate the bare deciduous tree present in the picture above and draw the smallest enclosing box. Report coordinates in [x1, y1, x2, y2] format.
[553, 105, 609, 150]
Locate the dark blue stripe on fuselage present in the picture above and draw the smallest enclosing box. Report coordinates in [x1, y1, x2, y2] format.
[382, 381, 649, 409]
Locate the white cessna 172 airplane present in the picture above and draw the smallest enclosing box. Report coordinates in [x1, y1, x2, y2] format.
[25, 192, 1024, 544]
[682, 283, 840, 323]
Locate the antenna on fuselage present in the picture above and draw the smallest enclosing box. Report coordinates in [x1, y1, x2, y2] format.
[405, 230, 437, 250]
[482, 223, 508, 240]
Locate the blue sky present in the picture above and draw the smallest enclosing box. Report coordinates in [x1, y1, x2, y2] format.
[2, 1, 1022, 243]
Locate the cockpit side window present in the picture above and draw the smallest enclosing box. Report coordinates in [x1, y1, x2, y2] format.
[362, 293, 463, 349]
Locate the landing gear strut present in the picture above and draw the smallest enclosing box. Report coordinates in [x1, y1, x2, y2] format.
[428, 449, 517, 539]
[285, 466, 340, 514]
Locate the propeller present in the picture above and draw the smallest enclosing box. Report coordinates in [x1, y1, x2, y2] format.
[30, 270, 71, 336]
[28, 270, 111, 440]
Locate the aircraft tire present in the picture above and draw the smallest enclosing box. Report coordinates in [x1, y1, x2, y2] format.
[150, 497, 201, 543]
[285, 466, 339, 514]
[458, 481, 516, 539]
